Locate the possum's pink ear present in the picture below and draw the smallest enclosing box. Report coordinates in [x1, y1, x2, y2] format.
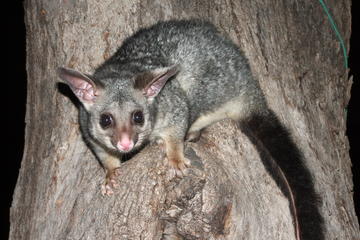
[134, 65, 179, 100]
[58, 67, 101, 108]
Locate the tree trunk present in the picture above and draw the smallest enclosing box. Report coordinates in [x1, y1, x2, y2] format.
[10, 0, 358, 239]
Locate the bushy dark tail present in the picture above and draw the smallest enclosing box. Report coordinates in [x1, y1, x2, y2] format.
[239, 109, 324, 240]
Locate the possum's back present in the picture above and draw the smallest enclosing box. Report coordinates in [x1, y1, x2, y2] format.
[104, 20, 263, 118]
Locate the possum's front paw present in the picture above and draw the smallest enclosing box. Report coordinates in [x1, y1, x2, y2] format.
[101, 168, 120, 196]
[165, 154, 191, 178]
[160, 134, 191, 178]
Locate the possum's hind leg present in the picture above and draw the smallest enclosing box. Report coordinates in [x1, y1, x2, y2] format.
[186, 96, 251, 141]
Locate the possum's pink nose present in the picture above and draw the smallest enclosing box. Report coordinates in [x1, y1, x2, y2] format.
[116, 136, 134, 152]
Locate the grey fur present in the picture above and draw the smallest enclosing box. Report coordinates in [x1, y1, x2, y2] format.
[60, 20, 267, 159]
[58, 19, 323, 239]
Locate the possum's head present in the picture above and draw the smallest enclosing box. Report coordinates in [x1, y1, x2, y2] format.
[58, 65, 178, 154]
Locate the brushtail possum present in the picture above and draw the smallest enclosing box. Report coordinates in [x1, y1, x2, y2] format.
[58, 20, 323, 240]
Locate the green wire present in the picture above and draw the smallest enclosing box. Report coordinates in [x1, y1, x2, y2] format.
[318, 0, 348, 68]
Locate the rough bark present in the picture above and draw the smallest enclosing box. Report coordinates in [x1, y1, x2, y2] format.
[10, 0, 358, 239]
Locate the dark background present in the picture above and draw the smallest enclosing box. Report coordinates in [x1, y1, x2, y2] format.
[3, 1, 359, 239]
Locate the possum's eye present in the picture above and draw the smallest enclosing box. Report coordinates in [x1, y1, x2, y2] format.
[132, 110, 144, 125]
[100, 113, 113, 129]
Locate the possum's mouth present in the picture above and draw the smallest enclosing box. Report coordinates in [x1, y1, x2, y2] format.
[111, 131, 139, 153]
